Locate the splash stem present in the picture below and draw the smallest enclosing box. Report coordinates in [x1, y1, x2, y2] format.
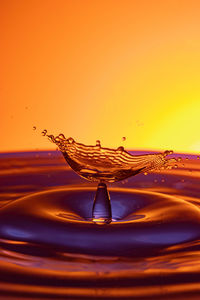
[92, 182, 112, 224]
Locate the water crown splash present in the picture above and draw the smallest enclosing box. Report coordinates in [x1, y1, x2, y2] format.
[44, 131, 176, 224]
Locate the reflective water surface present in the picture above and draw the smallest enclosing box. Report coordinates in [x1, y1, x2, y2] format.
[0, 150, 200, 299]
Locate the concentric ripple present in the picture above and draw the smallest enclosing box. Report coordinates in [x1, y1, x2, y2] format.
[0, 187, 200, 258]
[0, 151, 200, 299]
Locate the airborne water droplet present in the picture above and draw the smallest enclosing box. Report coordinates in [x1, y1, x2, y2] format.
[122, 137, 126, 141]
[33, 126, 36, 130]
[42, 129, 47, 136]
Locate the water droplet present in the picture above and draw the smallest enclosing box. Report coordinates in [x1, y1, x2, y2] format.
[144, 172, 148, 176]
[122, 137, 126, 141]
[47, 135, 55, 143]
[96, 140, 101, 147]
[167, 166, 172, 170]
[174, 164, 178, 169]
[164, 150, 173, 157]
[161, 179, 165, 183]
[58, 134, 66, 140]
[177, 157, 182, 162]
[67, 137, 74, 144]
[42, 129, 47, 136]
[116, 146, 124, 152]
[33, 126, 36, 130]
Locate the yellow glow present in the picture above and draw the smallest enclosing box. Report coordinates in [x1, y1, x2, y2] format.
[1, 0, 200, 153]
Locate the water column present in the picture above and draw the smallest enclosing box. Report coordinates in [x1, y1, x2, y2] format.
[92, 182, 112, 224]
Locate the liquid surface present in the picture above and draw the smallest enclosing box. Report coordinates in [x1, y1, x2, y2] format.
[43, 131, 175, 182]
[0, 150, 200, 299]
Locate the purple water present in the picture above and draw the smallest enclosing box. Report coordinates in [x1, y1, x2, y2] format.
[0, 151, 200, 299]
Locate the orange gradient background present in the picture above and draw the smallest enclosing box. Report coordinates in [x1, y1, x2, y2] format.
[1, 0, 200, 153]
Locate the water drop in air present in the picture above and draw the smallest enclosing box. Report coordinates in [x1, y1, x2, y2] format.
[42, 129, 47, 136]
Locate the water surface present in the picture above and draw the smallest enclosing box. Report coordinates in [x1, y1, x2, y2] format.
[0, 151, 200, 299]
